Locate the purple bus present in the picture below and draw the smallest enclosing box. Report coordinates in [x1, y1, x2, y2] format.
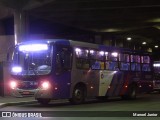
[9, 39, 153, 104]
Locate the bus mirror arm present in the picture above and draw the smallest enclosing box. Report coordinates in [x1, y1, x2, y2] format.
[7, 53, 9, 62]
[7, 45, 15, 63]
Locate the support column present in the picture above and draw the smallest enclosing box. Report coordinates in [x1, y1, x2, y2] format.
[14, 10, 28, 44]
[111, 39, 116, 47]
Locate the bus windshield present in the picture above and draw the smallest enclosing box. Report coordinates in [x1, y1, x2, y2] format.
[11, 44, 52, 75]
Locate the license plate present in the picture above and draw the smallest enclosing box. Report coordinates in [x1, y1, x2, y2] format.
[23, 91, 30, 94]
[30, 81, 38, 86]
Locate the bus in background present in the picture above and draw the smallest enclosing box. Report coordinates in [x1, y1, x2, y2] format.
[9, 39, 153, 104]
[153, 61, 160, 93]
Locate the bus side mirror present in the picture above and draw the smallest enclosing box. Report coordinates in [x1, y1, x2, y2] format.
[7, 45, 14, 63]
[6, 52, 12, 66]
[7, 53, 10, 62]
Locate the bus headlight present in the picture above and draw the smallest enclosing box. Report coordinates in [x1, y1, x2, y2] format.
[41, 81, 50, 90]
[10, 81, 17, 89]
[11, 66, 22, 73]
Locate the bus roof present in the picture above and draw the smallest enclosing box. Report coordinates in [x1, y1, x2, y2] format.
[18, 39, 152, 55]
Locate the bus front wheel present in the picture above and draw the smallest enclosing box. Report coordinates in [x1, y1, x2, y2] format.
[70, 86, 85, 104]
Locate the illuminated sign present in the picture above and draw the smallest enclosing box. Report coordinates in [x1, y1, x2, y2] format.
[19, 44, 48, 52]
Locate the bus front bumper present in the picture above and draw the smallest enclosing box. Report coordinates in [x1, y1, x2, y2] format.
[11, 88, 36, 97]
[34, 88, 53, 99]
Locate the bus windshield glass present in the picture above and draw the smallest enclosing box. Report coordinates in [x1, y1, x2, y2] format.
[11, 43, 52, 75]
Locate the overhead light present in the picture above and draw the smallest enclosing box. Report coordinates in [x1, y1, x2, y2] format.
[155, 45, 159, 48]
[142, 42, 146, 45]
[95, 28, 122, 32]
[153, 25, 160, 30]
[147, 18, 160, 23]
[127, 37, 132, 41]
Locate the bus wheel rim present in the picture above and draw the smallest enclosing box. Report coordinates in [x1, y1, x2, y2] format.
[74, 89, 82, 99]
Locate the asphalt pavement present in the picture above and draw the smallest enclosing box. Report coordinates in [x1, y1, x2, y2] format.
[0, 96, 36, 108]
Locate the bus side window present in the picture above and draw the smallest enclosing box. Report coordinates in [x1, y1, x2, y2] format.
[90, 50, 105, 70]
[108, 61, 118, 70]
[136, 63, 141, 71]
[56, 53, 62, 72]
[141, 56, 151, 72]
[75, 48, 89, 69]
[61, 51, 72, 70]
[142, 64, 151, 71]
[131, 63, 136, 71]
[91, 60, 101, 69]
[119, 53, 130, 71]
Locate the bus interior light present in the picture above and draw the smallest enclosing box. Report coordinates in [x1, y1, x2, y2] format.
[90, 50, 94, 54]
[99, 51, 104, 56]
[86, 50, 89, 53]
[75, 48, 81, 52]
[153, 64, 160, 67]
[111, 52, 118, 57]
[105, 52, 108, 55]
[75, 48, 81, 55]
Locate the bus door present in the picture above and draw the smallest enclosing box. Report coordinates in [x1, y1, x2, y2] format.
[55, 45, 72, 98]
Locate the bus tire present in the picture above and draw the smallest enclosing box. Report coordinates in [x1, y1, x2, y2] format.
[128, 84, 137, 99]
[70, 86, 85, 104]
[121, 84, 137, 100]
[37, 98, 51, 105]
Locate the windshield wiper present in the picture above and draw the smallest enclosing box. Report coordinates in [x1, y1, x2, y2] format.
[29, 63, 38, 75]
